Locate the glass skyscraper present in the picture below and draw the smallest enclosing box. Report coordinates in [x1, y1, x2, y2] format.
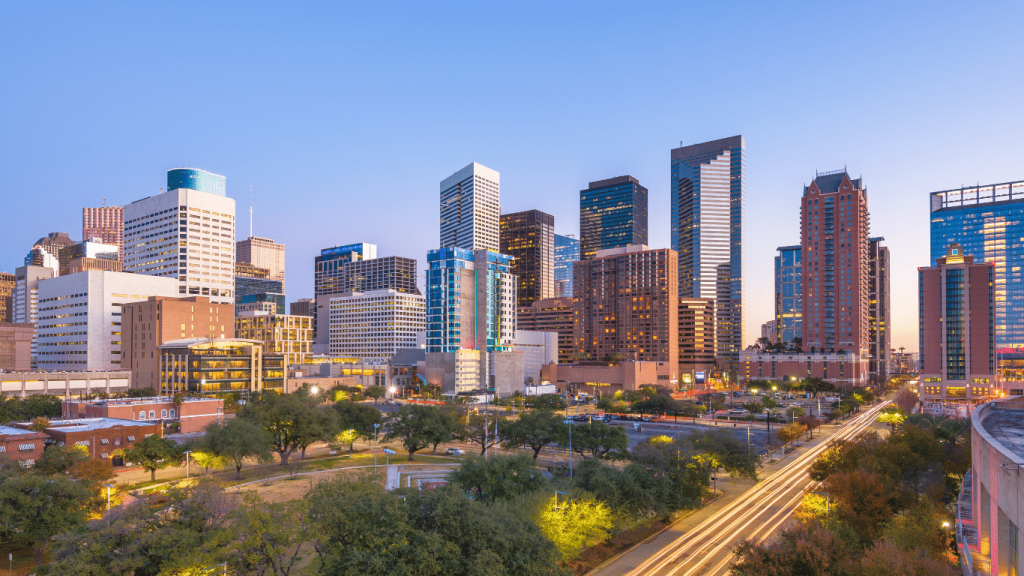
[167, 168, 227, 197]
[554, 234, 579, 298]
[579, 176, 648, 261]
[774, 245, 802, 346]
[930, 180, 1024, 382]
[671, 136, 744, 367]
[500, 210, 554, 307]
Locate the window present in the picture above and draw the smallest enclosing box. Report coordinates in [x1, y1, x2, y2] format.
[75, 440, 89, 446]
[127, 435, 136, 442]
[169, 409, 176, 418]
[100, 438, 109, 445]
[1011, 520, 1019, 576]
[101, 453, 108, 459]
[139, 410, 145, 420]
[161, 409, 168, 418]
[149, 410, 155, 419]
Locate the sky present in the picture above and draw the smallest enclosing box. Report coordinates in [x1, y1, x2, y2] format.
[2, 1, 1022, 353]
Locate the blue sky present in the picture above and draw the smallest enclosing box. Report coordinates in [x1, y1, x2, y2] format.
[2, 1, 1022, 352]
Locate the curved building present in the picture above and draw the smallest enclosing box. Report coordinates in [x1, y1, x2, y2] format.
[167, 168, 226, 197]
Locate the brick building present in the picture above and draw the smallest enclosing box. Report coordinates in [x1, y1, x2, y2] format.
[517, 297, 574, 364]
[62, 396, 224, 434]
[738, 349, 868, 388]
[13, 418, 160, 463]
[541, 360, 670, 395]
[0, 425, 47, 466]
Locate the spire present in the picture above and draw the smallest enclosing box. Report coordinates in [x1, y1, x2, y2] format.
[249, 184, 253, 239]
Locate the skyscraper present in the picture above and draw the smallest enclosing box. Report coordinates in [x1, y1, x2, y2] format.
[313, 243, 378, 297]
[167, 168, 227, 197]
[440, 162, 500, 252]
[123, 184, 236, 305]
[800, 170, 870, 354]
[500, 209, 554, 307]
[24, 232, 76, 275]
[518, 297, 574, 364]
[83, 206, 124, 260]
[671, 136, 745, 369]
[237, 236, 286, 291]
[554, 234, 579, 298]
[0, 272, 14, 323]
[425, 248, 516, 354]
[679, 297, 716, 386]
[13, 265, 54, 367]
[774, 245, 802, 346]
[579, 176, 648, 261]
[868, 237, 891, 382]
[930, 180, 1024, 383]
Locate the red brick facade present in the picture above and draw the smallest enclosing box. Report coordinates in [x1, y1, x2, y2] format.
[0, 426, 47, 466]
[63, 397, 224, 434]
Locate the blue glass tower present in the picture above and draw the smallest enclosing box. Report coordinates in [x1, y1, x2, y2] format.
[579, 176, 648, 261]
[774, 245, 802, 346]
[167, 168, 227, 197]
[554, 234, 579, 298]
[426, 248, 516, 354]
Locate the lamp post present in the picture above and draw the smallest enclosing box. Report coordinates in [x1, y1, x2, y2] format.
[563, 418, 574, 478]
[383, 448, 396, 486]
[373, 423, 381, 477]
[103, 483, 115, 526]
[184, 450, 192, 482]
[389, 386, 396, 403]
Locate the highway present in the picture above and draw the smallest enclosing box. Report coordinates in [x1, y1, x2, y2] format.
[596, 399, 890, 576]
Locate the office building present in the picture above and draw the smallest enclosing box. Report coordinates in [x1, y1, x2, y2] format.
[167, 168, 226, 197]
[159, 338, 286, 395]
[440, 162, 500, 252]
[0, 370, 130, 398]
[35, 271, 180, 372]
[234, 262, 283, 307]
[60, 240, 120, 276]
[326, 289, 425, 362]
[890, 351, 919, 375]
[13, 265, 56, 367]
[554, 234, 579, 298]
[761, 320, 777, 344]
[236, 293, 285, 315]
[919, 244, 1000, 405]
[123, 185, 236, 305]
[237, 236, 285, 290]
[930, 179, 1024, 386]
[580, 176, 648, 261]
[868, 237, 891, 382]
[83, 206, 124, 260]
[774, 245, 802, 347]
[518, 297, 574, 364]
[671, 136, 745, 370]
[679, 297, 716, 387]
[315, 245, 417, 298]
[121, 296, 235, 391]
[314, 243, 376, 296]
[0, 323, 33, 371]
[573, 245, 678, 383]
[25, 232, 76, 274]
[235, 311, 313, 366]
[514, 330, 558, 384]
[801, 169, 870, 354]
[500, 209, 555, 307]
[738, 350, 868, 387]
[290, 298, 314, 317]
[0, 272, 14, 323]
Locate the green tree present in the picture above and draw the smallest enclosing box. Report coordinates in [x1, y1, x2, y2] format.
[879, 408, 906, 432]
[462, 413, 504, 455]
[426, 408, 460, 454]
[329, 429, 361, 455]
[35, 443, 90, 475]
[689, 428, 760, 480]
[384, 404, 444, 460]
[500, 409, 567, 459]
[574, 421, 629, 458]
[0, 472, 93, 564]
[200, 418, 275, 479]
[529, 393, 567, 411]
[535, 494, 614, 559]
[333, 399, 383, 447]
[240, 390, 324, 465]
[741, 401, 764, 415]
[364, 384, 387, 405]
[123, 434, 185, 482]
[449, 454, 548, 502]
[221, 493, 310, 575]
[297, 403, 340, 459]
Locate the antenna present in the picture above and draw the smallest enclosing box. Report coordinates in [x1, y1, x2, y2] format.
[249, 185, 253, 239]
[102, 197, 106, 206]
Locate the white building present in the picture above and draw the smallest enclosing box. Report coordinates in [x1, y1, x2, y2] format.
[13, 265, 56, 367]
[514, 330, 558, 384]
[123, 187, 236, 306]
[35, 271, 179, 371]
[440, 162, 500, 252]
[328, 289, 426, 362]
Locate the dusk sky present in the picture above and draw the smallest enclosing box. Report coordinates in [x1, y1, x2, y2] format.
[2, 1, 1022, 352]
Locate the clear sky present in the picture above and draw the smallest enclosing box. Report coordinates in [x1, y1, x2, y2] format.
[2, 1, 1022, 352]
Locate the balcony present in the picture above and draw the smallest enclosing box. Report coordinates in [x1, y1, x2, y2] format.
[955, 469, 989, 576]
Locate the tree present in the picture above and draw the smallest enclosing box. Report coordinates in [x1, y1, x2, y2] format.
[574, 421, 629, 458]
[529, 393, 567, 411]
[426, 408, 460, 454]
[0, 472, 93, 564]
[500, 409, 567, 459]
[69, 459, 116, 511]
[35, 443, 90, 475]
[776, 422, 804, 445]
[762, 397, 778, 410]
[879, 407, 905, 432]
[731, 521, 852, 576]
[123, 434, 185, 482]
[296, 403, 339, 459]
[333, 399, 383, 447]
[200, 418, 275, 479]
[384, 404, 445, 460]
[822, 468, 895, 543]
[689, 428, 760, 480]
[329, 429, 361, 455]
[364, 385, 387, 405]
[741, 401, 764, 415]
[450, 454, 547, 502]
[28, 416, 51, 431]
[787, 405, 806, 419]
[462, 413, 504, 455]
[797, 415, 822, 439]
[223, 493, 310, 576]
[240, 391, 324, 465]
[535, 494, 614, 559]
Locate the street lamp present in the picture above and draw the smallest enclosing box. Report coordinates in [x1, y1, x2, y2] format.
[103, 483, 115, 526]
[310, 385, 319, 396]
[383, 448, 396, 484]
[184, 450, 192, 481]
[373, 423, 381, 477]
[563, 418, 574, 478]
[389, 386, 397, 401]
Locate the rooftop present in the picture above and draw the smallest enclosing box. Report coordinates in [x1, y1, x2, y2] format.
[22, 417, 155, 433]
[980, 404, 1024, 461]
[63, 396, 221, 407]
[0, 425, 43, 437]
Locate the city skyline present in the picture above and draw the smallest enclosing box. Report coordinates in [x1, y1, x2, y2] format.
[3, 2, 1023, 353]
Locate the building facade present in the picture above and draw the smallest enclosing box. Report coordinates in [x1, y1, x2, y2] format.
[166, 167, 227, 197]
[801, 170, 871, 354]
[236, 236, 285, 290]
[554, 234, 579, 298]
[440, 162, 500, 252]
[517, 297, 574, 365]
[868, 237, 891, 382]
[513, 330, 558, 384]
[25, 232, 76, 275]
[580, 176, 648, 261]
[0, 371, 130, 398]
[0, 426, 47, 467]
[63, 396, 224, 435]
[235, 312, 313, 366]
[0, 272, 14, 323]
[158, 338, 285, 395]
[671, 136, 745, 370]
[122, 296, 235, 391]
[426, 248, 516, 354]
[123, 187, 236, 305]
[774, 245, 802, 346]
[13, 265, 55, 367]
[83, 206, 124, 260]
[0, 323, 33, 372]
[14, 418, 161, 463]
[761, 320, 778, 344]
[290, 298, 314, 317]
[919, 244, 1000, 404]
[326, 289, 425, 362]
[500, 209, 555, 307]
[314, 243, 377, 296]
[738, 350, 869, 387]
[573, 245, 678, 384]
[679, 297, 716, 386]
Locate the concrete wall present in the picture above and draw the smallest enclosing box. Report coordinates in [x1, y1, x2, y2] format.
[971, 400, 1024, 576]
[0, 371, 131, 398]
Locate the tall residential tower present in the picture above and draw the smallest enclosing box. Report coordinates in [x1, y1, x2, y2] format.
[83, 206, 125, 260]
[440, 163, 500, 252]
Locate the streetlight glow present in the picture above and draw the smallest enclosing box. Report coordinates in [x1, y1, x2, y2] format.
[310, 386, 319, 395]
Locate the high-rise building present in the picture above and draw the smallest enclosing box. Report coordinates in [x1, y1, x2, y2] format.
[679, 297, 716, 386]
[500, 209, 554, 307]
[13, 265, 55, 367]
[573, 245, 678, 381]
[235, 311, 313, 366]
[60, 240, 120, 276]
[801, 170, 870, 354]
[0, 272, 14, 323]
[326, 289, 425, 362]
[167, 168, 227, 197]
[919, 243, 999, 403]
[440, 162, 500, 252]
[579, 176, 648, 261]
[237, 236, 285, 290]
[554, 234, 579, 298]
[671, 136, 745, 370]
[290, 298, 314, 317]
[774, 245, 802, 346]
[122, 296, 235, 390]
[236, 293, 285, 315]
[36, 271, 180, 372]
[868, 237, 891, 382]
[25, 232, 76, 275]
[123, 186, 236, 305]
[760, 320, 778, 344]
[930, 180, 1024, 384]
[83, 206, 124, 261]
[314, 243, 376, 296]
[518, 297, 574, 364]
[234, 263, 283, 300]
[0, 322, 33, 372]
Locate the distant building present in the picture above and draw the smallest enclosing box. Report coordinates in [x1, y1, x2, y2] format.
[236, 236, 285, 290]
[738, 350, 868, 387]
[554, 234, 579, 298]
[158, 338, 286, 395]
[14, 417, 160, 463]
[167, 167, 226, 197]
[517, 297, 574, 365]
[500, 209, 555, 307]
[234, 261, 284, 315]
[0, 371, 130, 398]
[0, 272, 14, 323]
[235, 311, 313, 366]
[774, 245, 802, 346]
[25, 232, 76, 274]
[580, 176, 648, 261]
[314, 243, 377, 296]
[0, 323, 33, 372]
[679, 298, 716, 387]
[290, 298, 314, 317]
[868, 237, 891, 382]
[325, 289, 425, 363]
[889, 351, 919, 375]
[60, 240, 120, 276]
[236, 293, 285, 315]
[63, 396, 224, 435]
[13, 265, 55, 367]
[83, 206, 124, 260]
[542, 361, 672, 395]
[121, 296, 235, 391]
[513, 330, 558, 384]
[440, 162, 501, 252]
[0, 425, 47, 466]
[761, 320, 778, 344]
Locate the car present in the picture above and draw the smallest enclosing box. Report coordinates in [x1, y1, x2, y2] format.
[729, 409, 749, 414]
[444, 448, 465, 456]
